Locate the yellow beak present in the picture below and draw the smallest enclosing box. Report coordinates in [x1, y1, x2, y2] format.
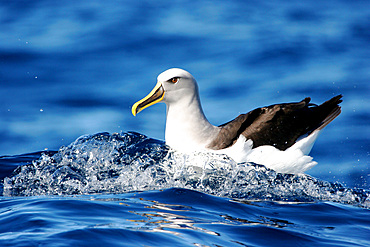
[131, 81, 165, 116]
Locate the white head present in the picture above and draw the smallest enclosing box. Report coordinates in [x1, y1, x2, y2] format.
[132, 68, 199, 115]
[132, 68, 218, 151]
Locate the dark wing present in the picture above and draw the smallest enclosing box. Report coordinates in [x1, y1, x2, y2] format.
[207, 95, 342, 150]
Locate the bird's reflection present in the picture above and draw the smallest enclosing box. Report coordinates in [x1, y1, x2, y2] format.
[126, 198, 294, 236]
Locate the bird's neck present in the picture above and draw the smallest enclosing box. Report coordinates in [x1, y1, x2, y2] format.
[164, 94, 219, 152]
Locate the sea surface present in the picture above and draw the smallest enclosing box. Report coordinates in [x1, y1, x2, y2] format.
[0, 0, 369, 246]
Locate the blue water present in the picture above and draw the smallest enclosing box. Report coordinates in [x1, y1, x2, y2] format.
[1, 0, 369, 246]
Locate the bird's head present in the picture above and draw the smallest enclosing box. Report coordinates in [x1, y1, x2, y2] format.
[131, 68, 198, 116]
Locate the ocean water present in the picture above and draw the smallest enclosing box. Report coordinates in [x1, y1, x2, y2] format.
[1, 0, 369, 246]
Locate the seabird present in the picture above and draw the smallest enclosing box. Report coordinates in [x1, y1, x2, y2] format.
[132, 68, 342, 174]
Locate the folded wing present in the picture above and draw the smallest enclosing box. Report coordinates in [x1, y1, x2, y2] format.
[208, 95, 342, 150]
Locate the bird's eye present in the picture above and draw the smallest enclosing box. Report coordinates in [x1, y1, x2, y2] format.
[169, 77, 179, 83]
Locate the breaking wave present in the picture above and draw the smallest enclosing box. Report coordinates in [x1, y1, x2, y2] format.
[3, 132, 369, 208]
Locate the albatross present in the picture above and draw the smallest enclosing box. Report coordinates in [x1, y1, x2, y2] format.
[131, 68, 342, 174]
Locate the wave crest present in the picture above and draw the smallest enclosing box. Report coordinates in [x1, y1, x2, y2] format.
[3, 132, 369, 208]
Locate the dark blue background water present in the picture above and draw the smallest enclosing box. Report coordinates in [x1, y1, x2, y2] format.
[0, 0, 369, 246]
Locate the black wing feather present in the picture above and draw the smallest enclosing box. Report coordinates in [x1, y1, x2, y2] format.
[208, 95, 342, 150]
